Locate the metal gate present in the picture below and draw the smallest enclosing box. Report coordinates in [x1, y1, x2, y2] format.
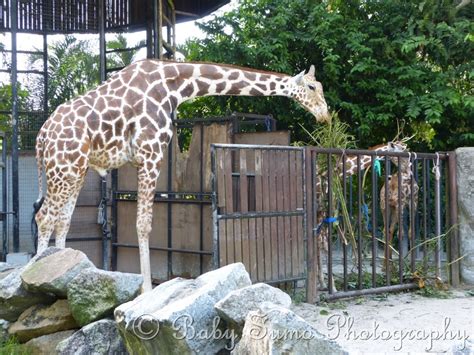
[211, 144, 308, 286]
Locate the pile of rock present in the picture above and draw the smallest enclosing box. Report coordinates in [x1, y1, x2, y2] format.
[115, 263, 346, 354]
[0, 247, 142, 354]
[2, 248, 346, 354]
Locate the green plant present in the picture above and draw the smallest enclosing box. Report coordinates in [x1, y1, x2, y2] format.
[0, 336, 30, 355]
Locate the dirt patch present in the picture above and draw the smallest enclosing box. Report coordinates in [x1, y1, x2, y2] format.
[292, 290, 473, 353]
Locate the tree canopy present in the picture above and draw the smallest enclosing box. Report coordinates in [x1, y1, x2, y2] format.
[181, 0, 473, 151]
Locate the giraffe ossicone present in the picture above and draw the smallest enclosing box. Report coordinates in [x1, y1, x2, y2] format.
[32, 60, 331, 292]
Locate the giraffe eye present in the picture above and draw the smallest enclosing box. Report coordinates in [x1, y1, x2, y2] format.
[308, 85, 316, 91]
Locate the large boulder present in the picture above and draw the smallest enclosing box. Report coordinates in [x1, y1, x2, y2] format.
[23, 330, 75, 354]
[214, 283, 291, 333]
[67, 269, 143, 326]
[232, 303, 346, 355]
[21, 247, 95, 297]
[0, 267, 55, 322]
[115, 262, 252, 355]
[8, 299, 78, 343]
[56, 319, 127, 355]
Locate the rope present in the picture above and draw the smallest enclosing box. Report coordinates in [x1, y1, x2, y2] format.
[314, 217, 338, 235]
[432, 152, 441, 181]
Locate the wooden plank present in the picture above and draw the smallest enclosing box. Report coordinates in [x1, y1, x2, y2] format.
[289, 150, 299, 277]
[304, 149, 317, 302]
[216, 150, 227, 266]
[276, 151, 286, 279]
[255, 150, 265, 281]
[296, 150, 305, 278]
[269, 150, 279, 281]
[281, 150, 291, 279]
[223, 148, 235, 264]
[262, 150, 272, 281]
[239, 149, 251, 276]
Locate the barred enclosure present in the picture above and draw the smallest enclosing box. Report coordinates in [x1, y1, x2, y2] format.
[211, 144, 460, 301]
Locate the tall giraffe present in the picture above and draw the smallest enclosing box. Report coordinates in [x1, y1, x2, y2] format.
[380, 155, 419, 272]
[33, 59, 330, 292]
[315, 141, 407, 292]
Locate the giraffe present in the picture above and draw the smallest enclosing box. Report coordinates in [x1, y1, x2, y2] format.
[32, 59, 330, 292]
[315, 141, 407, 292]
[380, 154, 419, 272]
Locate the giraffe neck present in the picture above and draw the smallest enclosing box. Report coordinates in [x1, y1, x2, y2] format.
[159, 62, 295, 108]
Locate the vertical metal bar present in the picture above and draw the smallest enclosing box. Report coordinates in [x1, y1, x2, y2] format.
[2, 134, 7, 259]
[434, 157, 442, 279]
[301, 148, 307, 292]
[111, 170, 118, 270]
[397, 157, 403, 284]
[11, 0, 19, 252]
[422, 159, 428, 273]
[98, 0, 105, 82]
[447, 152, 460, 286]
[199, 124, 204, 274]
[342, 153, 348, 292]
[156, 0, 162, 58]
[306, 149, 317, 302]
[384, 156, 391, 285]
[410, 157, 416, 273]
[166, 114, 174, 278]
[211, 144, 219, 268]
[42, 33, 48, 116]
[357, 155, 362, 289]
[327, 153, 333, 294]
[371, 156, 377, 287]
[98, 0, 108, 269]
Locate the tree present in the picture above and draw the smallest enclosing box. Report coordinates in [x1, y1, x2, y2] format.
[29, 35, 100, 112]
[181, 0, 474, 151]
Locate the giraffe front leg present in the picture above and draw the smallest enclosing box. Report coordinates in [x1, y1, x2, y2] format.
[136, 164, 159, 293]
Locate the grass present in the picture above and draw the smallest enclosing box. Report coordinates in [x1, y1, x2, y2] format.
[0, 337, 30, 355]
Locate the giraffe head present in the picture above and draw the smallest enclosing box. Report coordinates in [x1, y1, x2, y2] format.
[292, 65, 330, 123]
[372, 140, 407, 154]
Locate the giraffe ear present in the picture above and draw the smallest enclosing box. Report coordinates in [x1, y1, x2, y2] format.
[293, 70, 305, 85]
[307, 65, 315, 78]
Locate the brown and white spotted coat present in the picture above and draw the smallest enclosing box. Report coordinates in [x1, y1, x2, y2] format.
[316, 141, 407, 292]
[380, 155, 419, 271]
[34, 59, 330, 292]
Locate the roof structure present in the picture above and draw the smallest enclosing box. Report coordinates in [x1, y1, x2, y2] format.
[0, 0, 230, 34]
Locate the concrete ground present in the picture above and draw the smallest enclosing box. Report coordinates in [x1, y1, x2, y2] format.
[292, 289, 473, 354]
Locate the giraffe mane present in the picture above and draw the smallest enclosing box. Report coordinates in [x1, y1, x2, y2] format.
[136, 58, 289, 78]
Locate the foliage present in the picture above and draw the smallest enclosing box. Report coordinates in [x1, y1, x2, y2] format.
[181, 0, 474, 151]
[0, 83, 31, 134]
[0, 336, 30, 355]
[28, 35, 100, 112]
[106, 34, 146, 69]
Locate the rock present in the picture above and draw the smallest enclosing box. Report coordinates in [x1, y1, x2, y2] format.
[67, 269, 143, 326]
[8, 299, 78, 343]
[456, 148, 474, 284]
[452, 338, 473, 354]
[0, 319, 10, 343]
[115, 262, 252, 355]
[56, 319, 127, 355]
[0, 262, 14, 273]
[21, 247, 95, 297]
[215, 283, 292, 333]
[232, 303, 346, 355]
[23, 330, 75, 354]
[0, 267, 55, 322]
[0, 262, 18, 282]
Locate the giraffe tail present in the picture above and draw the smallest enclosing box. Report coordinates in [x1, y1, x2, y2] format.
[31, 132, 45, 250]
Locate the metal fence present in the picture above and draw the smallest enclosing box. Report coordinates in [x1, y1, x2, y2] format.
[211, 144, 460, 302]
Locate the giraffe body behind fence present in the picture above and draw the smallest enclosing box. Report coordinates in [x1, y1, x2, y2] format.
[33, 59, 330, 292]
[315, 141, 407, 292]
[380, 156, 419, 272]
